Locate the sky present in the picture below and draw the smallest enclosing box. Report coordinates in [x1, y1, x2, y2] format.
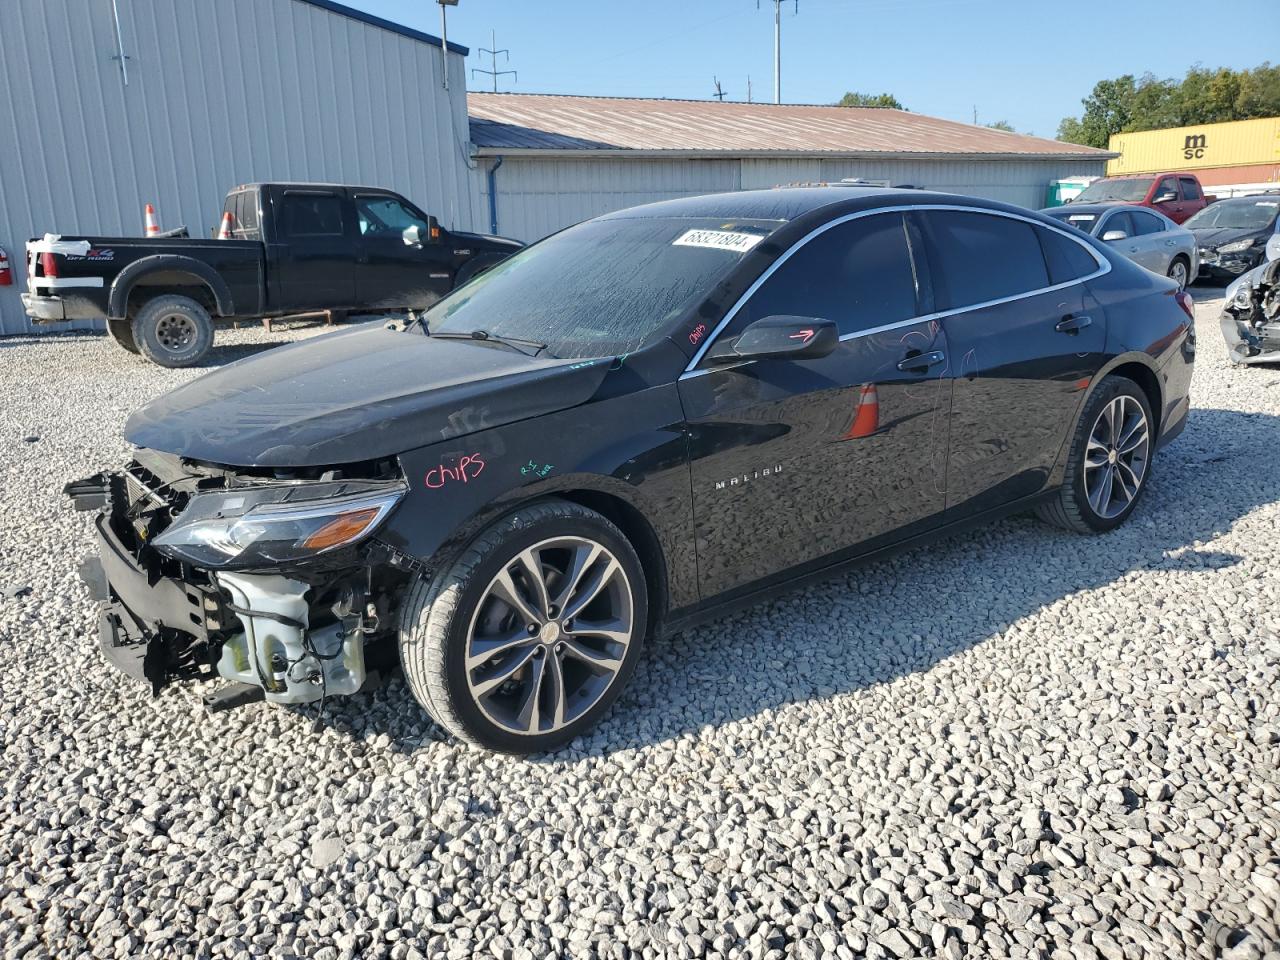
[347, 0, 1276, 138]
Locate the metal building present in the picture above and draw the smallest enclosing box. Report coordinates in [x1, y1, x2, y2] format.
[468, 94, 1115, 243]
[0, 0, 481, 335]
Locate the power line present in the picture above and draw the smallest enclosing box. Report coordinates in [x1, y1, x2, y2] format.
[471, 29, 517, 93]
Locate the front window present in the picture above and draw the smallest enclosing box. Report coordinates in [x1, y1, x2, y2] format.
[1185, 199, 1280, 231]
[1074, 178, 1153, 203]
[423, 216, 781, 359]
[357, 196, 427, 237]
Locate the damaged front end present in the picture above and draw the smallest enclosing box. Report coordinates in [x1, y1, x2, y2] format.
[67, 449, 412, 710]
[1221, 259, 1280, 365]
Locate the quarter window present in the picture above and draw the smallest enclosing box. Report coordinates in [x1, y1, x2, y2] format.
[736, 213, 920, 337]
[281, 194, 344, 237]
[1037, 226, 1099, 285]
[921, 211, 1049, 310]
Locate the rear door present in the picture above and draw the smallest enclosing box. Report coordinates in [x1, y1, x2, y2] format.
[267, 187, 357, 312]
[680, 211, 952, 600]
[353, 193, 454, 310]
[918, 209, 1107, 519]
[1178, 177, 1206, 219]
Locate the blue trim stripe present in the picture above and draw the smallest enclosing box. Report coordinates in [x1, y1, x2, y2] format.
[297, 0, 469, 55]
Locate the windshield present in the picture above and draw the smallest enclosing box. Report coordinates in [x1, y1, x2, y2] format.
[1045, 209, 1100, 234]
[1074, 178, 1153, 203]
[424, 216, 779, 358]
[1185, 199, 1279, 230]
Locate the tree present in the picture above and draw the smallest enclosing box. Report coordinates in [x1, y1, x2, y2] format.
[838, 92, 905, 110]
[1056, 62, 1280, 146]
[984, 120, 1016, 132]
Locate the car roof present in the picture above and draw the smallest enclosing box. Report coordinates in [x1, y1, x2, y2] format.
[1044, 203, 1123, 215]
[1212, 193, 1280, 204]
[598, 186, 1029, 224]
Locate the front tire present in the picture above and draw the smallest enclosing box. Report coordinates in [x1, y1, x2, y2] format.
[131, 294, 214, 367]
[398, 500, 648, 753]
[1037, 375, 1154, 533]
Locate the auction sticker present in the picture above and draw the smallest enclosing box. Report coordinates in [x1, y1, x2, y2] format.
[673, 229, 764, 253]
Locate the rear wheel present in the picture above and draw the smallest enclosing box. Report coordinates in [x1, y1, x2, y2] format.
[398, 499, 647, 753]
[131, 294, 214, 367]
[106, 316, 139, 354]
[1167, 257, 1189, 291]
[1037, 375, 1154, 533]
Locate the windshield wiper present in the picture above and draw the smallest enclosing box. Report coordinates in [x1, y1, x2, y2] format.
[429, 329, 547, 357]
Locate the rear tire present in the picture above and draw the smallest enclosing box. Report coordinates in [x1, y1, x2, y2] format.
[106, 316, 139, 354]
[398, 499, 648, 753]
[453, 254, 507, 290]
[1167, 257, 1189, 291]
[131, 295, 214, 367]
[1037, 375, 1155, 533]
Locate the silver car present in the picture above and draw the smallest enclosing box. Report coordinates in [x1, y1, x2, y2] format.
[1041, 203, 1198, 290]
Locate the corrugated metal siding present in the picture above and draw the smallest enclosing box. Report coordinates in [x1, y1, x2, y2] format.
[0, 0, 480, 335]
[481, 156, 1109, 242]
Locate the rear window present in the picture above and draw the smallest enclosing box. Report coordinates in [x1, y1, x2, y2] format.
[281, 194, 344, 237]
[1037, 226, 1100, 285]
[1180, 177, 1202, 201]
[922, 211, 1050, 310]
[1046, 209, 1100, 235]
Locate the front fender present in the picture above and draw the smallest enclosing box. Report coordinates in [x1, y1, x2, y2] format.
[378, 383, 698, 613]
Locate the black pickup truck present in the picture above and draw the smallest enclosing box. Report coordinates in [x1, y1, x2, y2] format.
[22, 183, 522, 366]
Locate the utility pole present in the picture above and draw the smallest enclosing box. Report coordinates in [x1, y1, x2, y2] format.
[472, 29, 517, 92]
[758, 0, 797, 104]
[747, 76, 752, 103]
[973, 105, 978, 125]
[436, 0, 458, 90]
[712, 76, 727, 101]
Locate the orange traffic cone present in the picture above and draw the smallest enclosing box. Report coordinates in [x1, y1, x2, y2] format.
[143, 203, 160, 237]
[216, 211, 234, 240]
[840, 383, 880, 440]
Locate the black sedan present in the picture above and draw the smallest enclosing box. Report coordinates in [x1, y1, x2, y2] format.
[1185, 193, 1280, 281]
[70, 188, 1196, 753]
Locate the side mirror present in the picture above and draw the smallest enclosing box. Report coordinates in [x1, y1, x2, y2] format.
[707, 315, 838, 364]
[1101, 229, 1128, 242]
[402, 224, 425, 247]
[1154, 193, 1177, 204]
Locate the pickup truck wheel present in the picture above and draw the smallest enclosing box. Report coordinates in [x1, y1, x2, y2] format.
[453, 254, 507, 289]
[398, 499, 648, 753]
[132, 295, 214, 367]
[106, 317, 140, 354]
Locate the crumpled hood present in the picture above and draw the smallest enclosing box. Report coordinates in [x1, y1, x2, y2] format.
[125, 323, 611, 467]
[1190, 226, 1261, 249]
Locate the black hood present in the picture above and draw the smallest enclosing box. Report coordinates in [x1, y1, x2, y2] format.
[450, 230, 524, 253]
[1190, 225, 1264, 249]
[125, 323, 611, 468]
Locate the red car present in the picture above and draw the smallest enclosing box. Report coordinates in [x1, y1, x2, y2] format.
[1067, 172, 1208, 224]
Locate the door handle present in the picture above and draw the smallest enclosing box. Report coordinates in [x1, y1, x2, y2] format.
[1056, 314, 1093, 335]
[1165, 240, 1176, 247]
[897, 349, 946, 373]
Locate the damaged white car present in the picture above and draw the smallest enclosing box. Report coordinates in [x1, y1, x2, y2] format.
[1221, 259, 1280, 365]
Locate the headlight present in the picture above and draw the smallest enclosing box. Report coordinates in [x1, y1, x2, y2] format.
[1218, 238, 1257, 254]
[151, 479, 406, 568]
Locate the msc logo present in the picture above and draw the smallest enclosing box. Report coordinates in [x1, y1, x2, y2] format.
[1183, 134, 1207, 160]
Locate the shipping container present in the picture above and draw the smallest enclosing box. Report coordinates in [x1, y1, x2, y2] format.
[1107, 117, 1280, 176]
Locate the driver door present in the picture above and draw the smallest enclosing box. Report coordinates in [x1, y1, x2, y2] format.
[679, 212, 952, 601]
[353, 193, 454, 309]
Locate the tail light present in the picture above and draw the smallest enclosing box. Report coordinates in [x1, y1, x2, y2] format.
[1174, 290, 1194, 322]
[0, 247, 11, 286]
[40, 251, 58, 279]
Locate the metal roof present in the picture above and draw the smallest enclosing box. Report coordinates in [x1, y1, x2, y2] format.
[298, 0, 467, 55]
[468, 93, 1115, 161]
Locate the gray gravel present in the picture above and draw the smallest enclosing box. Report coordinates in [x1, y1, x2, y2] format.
[1, 302, 1278, 960]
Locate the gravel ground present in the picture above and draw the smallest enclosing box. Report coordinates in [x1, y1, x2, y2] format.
[1, 300, 1277, 960]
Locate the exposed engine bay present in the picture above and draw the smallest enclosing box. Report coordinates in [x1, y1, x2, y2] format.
[68, 449, 413, 711]
[1221, 258, 1280, 365]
